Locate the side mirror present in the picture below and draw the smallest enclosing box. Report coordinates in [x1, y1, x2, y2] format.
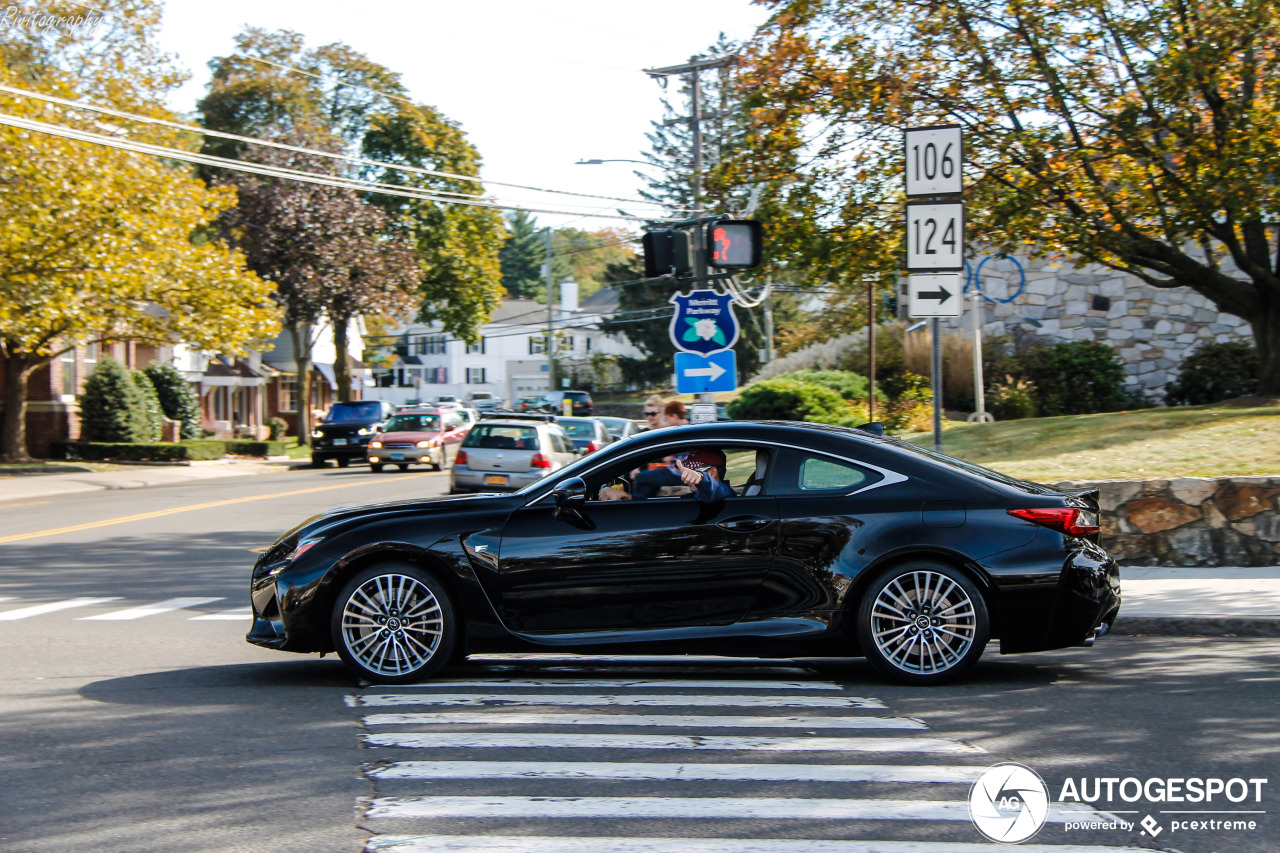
[551, 477, 587, 507]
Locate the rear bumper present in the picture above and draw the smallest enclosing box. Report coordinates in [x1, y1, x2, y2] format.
[998, 542, 1121, 654]
[451, 466, 546, 493]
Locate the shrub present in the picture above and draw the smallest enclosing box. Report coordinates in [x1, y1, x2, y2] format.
[1014, 340, 1130, 415]
[265, 416, 289, 441]
[986, 375, 1037, 420]
[727, 378, 867, 426]
[145, 363, 203, 439]
[131, 369, 164, 442]
[1165, 341, 1260, 405]
[79, 357, 150, 442]
[222, 439, 288, 457]
[772, 369, 877, 402]
[49, 441, 226, 462]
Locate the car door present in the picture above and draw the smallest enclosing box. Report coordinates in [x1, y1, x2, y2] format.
[494, 489, 780, 634]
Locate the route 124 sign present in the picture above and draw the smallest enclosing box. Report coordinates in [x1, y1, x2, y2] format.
[669, 288, 740, 355]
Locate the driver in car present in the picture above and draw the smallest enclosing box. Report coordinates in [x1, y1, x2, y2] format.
[599, 448, 733, 503]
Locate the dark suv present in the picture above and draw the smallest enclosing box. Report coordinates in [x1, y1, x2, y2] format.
[539, 390, 593, 416]
[310, 400, 396, 467]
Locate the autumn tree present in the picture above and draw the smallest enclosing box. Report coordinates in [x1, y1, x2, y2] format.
[0, 0, 279, 461]
[743, 0, 1280, 392]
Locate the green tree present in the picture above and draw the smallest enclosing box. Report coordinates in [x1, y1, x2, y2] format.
[743, 0, 1280, 392]
[79, 358, 150, 443]
[131, 369, 164, 441]
[145, 363, 202, 439]
[0, 0, 280, 462]
[500, 210, 546, 299]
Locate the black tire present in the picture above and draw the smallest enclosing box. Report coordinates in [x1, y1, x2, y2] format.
[370, 463, 384, 473]
[311, 455, 326, 468]
[856, 561, 989, 686]
[398, 464, 410, 471]
[337, 458, 350, 468]
[331, 562, 456, 684]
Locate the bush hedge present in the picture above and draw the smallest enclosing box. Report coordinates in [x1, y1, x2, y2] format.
[771, 369, 877, 401]
[1165, 341, 1260, 405]
[727, 378, 869, 426]
[131, 369, 164, 442]
[145, 363, 203, 439]
[79, 357, 151, 442]
[48, 439, 287, 462]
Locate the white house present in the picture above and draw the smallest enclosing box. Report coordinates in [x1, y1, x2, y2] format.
[374, 281, 642, 407]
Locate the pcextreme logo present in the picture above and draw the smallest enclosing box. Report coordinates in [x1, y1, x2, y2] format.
[969, 762, 1051, 843]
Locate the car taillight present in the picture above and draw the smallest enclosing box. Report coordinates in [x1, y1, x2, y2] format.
[1007, 507, 1100, 537]
[455, 450, 468, 465]
[586, 441, 599, 453]
[530, 452, 552, 469]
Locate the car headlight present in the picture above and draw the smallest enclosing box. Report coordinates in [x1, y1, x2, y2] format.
[369, 441, 382, 449]
[417, 439, 439, 448]
[287, 537, 323, 562]
[357, 427, 373, 436]
[311, 429, 323, 438]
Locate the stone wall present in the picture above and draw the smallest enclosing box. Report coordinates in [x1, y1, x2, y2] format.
[939, 252, 1254, 403]
[1055, 476, 1280, 566]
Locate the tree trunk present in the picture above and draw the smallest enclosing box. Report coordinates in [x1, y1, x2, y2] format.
[289, 321, 313, 446]
[1253, 292, 1280, 396]
[333, 313, 351, 403]
[0, 352, 38, 463]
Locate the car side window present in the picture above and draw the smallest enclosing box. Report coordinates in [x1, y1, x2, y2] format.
[771, 449, 883, 496]
[548, 429, 571, 454]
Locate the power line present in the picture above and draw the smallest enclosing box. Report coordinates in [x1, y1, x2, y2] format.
[0, 83, 690, 211]
[0, 111, 685, 223]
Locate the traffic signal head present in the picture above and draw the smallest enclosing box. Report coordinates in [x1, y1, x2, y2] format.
[707, 219, 762, 270]
[642, 229, 694, 278]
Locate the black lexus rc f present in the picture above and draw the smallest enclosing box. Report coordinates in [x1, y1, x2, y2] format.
[248, 421, 1120, 685]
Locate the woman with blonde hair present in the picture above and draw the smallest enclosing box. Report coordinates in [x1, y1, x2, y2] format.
[639, 394, 666, 430]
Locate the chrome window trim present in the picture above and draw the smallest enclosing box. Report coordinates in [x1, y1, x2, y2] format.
[522, 437, 908, 508]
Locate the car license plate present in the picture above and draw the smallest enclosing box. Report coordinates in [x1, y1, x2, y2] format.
[485, 474, 508, 486]
[333, 438, 348, 446]
[390, 454, 404, 460]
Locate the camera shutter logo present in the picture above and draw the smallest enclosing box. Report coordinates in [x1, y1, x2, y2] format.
[969, 762, 1051, 843]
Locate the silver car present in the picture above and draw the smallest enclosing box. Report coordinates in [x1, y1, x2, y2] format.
[449, 417, 578, 494]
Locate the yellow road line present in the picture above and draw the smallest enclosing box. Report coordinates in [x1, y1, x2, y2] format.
[0, 473, 434, 545]
[0, 500, 51, 509]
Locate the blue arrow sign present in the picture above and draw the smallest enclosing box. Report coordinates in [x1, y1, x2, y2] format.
[675, 350, 737, 394]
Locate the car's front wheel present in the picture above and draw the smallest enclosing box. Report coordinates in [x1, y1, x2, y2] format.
[331, 563, 456, 683]
[856, 562, 989, 685]
[370, 463, 384, 473]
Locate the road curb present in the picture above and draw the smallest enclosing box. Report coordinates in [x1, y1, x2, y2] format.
[1112, 615, 1280, 637]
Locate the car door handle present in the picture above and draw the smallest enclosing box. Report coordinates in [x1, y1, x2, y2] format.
[717, 515, 772, 533]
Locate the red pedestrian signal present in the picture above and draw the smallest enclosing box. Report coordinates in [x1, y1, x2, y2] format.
[707, 219, 762, 270]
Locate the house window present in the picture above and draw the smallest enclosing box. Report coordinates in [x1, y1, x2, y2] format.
[585, 337, 592, 353]
[564, 336, 575, 355]
[61, 350, 76, 397]
[425, 334, 448, 354]
[466, 367, 486, 384]
[529, 336, 547, 355]
[279, 374, 298, 412]
[466, 337, 486, 355]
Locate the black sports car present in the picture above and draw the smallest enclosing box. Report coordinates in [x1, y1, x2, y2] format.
[248, 421, 1120, 685]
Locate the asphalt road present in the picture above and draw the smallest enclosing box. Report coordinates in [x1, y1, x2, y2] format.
[0, 464, 1275, 853]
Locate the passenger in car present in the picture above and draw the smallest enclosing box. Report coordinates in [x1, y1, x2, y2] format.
[609, 448, 733, 503]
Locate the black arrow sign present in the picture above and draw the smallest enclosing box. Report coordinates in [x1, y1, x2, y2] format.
[917, 285, 952, 303]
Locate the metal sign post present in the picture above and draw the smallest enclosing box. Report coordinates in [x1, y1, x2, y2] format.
[967, 290, 994, 423]
[905, 124, 964, 453]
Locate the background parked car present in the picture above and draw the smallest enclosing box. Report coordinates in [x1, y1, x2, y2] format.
[366, 408, 469, 472]
[515, 395, 543, 412]
[435, 395, 462, 409]
[557, 416, 614, 454]
[466, 391, 503, 411]
[595, 416, 643, 441]
[310, 400, 396, 468]
[449, 415, 577, 493]
[538, 389, 593, 416]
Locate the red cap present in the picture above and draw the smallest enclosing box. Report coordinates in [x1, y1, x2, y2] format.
[685, 448, 726, 470]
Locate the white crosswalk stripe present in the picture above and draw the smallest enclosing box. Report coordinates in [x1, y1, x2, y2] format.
[188, 607, 253, 621]
[356, 659, 1147, 852]
[78, 596, 224, 620]
[0, 597, 121, 620]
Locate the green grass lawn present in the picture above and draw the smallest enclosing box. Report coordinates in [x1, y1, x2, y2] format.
[906, 401, 1280, 481]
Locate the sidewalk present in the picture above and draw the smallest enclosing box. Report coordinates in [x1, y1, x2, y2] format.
[0, 463, 1277, 637]
[0, 458, 289, 503]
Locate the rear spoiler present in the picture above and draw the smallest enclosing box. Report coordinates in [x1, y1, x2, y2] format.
[1058, 486, 1100, 512]
[856, 422, 886, 436]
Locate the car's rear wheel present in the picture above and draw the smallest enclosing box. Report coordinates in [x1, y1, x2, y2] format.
[370, 463, 384, 473]
[337, 458, 350, 468]
[311, 455, 325, 468]
[856, 562, 989, 685]
[331, 563, 456, 684]
[398, 464, 410, 471]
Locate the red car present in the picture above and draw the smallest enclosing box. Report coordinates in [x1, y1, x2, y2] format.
[366, 409, 469, 472]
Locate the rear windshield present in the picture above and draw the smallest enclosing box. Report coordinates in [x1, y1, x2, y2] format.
[462, 425, 540, 450]
[560, 420, 595, 438]
[567, 392, 589, 401]
[470, 392, 494, 400]
[886, 437, 1034, 489]
[324, 402, 383, 423]
[385, 414, 440, 432]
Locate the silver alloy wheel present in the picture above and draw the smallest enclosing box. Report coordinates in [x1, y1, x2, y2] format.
[869, 569, 977, 675]
[339, 573, 444, 677]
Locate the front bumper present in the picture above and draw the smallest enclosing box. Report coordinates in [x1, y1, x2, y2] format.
[368, 447, 436, 465]
[311, 440, 371, 461]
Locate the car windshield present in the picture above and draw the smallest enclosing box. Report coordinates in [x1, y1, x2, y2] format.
[559, 420, 595, 438]
[470, 393, 493, 400]
[384, 414, 440, 432]
[462, 425, 540, 449]
[324, 402, 383, 423]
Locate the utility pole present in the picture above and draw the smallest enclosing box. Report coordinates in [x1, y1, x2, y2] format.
[865, 274, 878, 421]
[645, 54, 735, 405]
[762, 281, 775, 365]
[544, 227, 556, 392]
